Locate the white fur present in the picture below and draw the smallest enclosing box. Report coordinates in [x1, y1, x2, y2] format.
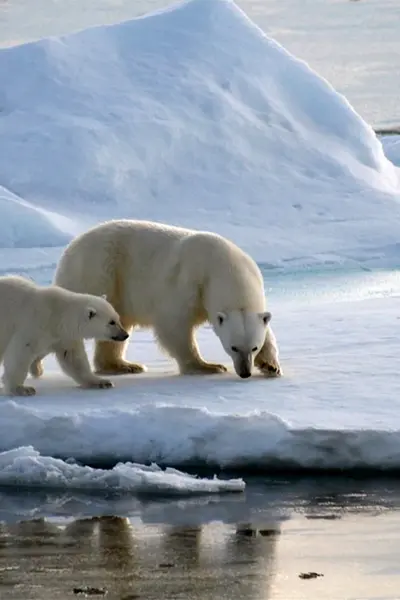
[36, 220, 282, 379]
[0, 275, 128, 396]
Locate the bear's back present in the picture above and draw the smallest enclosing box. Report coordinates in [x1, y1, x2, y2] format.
[0, 276, 42, 331]
[0, 275, 38, 303]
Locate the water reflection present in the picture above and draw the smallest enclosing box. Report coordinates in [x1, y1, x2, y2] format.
[0, 516, 281, 600]
[2, 477, 400, 597]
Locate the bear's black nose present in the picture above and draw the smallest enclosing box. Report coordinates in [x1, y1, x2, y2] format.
[112, 332, 129, 341]
[239, 372, 251, 379]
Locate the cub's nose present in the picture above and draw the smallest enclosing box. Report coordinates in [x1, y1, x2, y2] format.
[112, 330, 129, 342]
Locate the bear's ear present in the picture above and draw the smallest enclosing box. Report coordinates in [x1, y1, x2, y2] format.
[88, 308, 97, 320]
[260, 311, 272, 326]
[217, 312, 227, 326]
[101, 294, 107, 301]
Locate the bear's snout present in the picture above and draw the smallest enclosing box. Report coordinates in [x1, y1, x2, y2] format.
[238, 369, 252, 379]
[111, 329, 129, 342]
[234, 356, 253, 379]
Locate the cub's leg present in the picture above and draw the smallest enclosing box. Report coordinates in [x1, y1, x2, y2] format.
[55, 340, 113, 389]
[2, 337, 38, 396]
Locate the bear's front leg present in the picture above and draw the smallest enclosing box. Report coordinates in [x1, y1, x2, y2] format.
[54, 340, 114, 389]
[154, 317, 227, 375]
[94, 341, 146, 376]
[2, 337, 37, 396]
[254, 327, 282, 378]
[93, 316, 145, 376]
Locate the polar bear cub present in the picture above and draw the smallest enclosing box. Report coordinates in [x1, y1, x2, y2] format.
[33, 219, 281, 380]
[0, 275, 128, 396]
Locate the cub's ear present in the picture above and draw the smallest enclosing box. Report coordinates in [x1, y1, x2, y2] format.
[260, 311, 272, 326]
[88, 308, 97, 320]
[101, 294, 107, 301]
[217, 312, 227, 326]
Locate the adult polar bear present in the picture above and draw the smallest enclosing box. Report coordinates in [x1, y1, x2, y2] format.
[34, 220, 282, 380]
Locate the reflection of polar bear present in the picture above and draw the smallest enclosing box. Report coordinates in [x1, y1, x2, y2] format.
[36, 220, 282, 380]
[0, 275, 128, 397]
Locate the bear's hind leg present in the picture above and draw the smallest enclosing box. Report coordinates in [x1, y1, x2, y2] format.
[154, 317, 227, 375]
[55, 340, 113, 389]
[94, 316, 145, 376]
[29, 355, 46, 378]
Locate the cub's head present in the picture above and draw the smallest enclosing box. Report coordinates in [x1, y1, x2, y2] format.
[212, 309, 271, 378]
[79, 295, 129, 342]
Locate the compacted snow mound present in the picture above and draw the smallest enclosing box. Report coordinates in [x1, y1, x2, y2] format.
[0, 0, 399, 264]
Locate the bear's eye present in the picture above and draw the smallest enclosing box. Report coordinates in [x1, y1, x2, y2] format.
[88, 310, 96, 320]
[231, 346, 239, 352]
[109, 320, 116, 326]
[252, 346, 258, 352]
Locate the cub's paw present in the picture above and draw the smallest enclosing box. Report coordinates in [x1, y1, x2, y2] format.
[10, 385, 37, 397]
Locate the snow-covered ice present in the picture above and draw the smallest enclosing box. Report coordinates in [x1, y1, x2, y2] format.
[0, 446, 244, 495]
[1, 288, 400, 474]
[0, 0, 400, 494]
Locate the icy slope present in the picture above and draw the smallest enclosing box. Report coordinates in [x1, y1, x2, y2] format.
[382, 136, 400, 168]
[0, 0, 399, 266]
[0, 186, 72, 248]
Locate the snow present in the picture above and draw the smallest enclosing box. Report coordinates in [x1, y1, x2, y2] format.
[1, 0, 399, 131]
[1, 0, 400, 268]
[0, 185, 72, 249]
[0, 0, 400, 494]
[382, 136, 400, 168]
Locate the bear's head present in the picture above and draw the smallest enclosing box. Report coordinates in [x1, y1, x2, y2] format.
[212, 310, 272, 378]
[77, 295, 129, 342]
